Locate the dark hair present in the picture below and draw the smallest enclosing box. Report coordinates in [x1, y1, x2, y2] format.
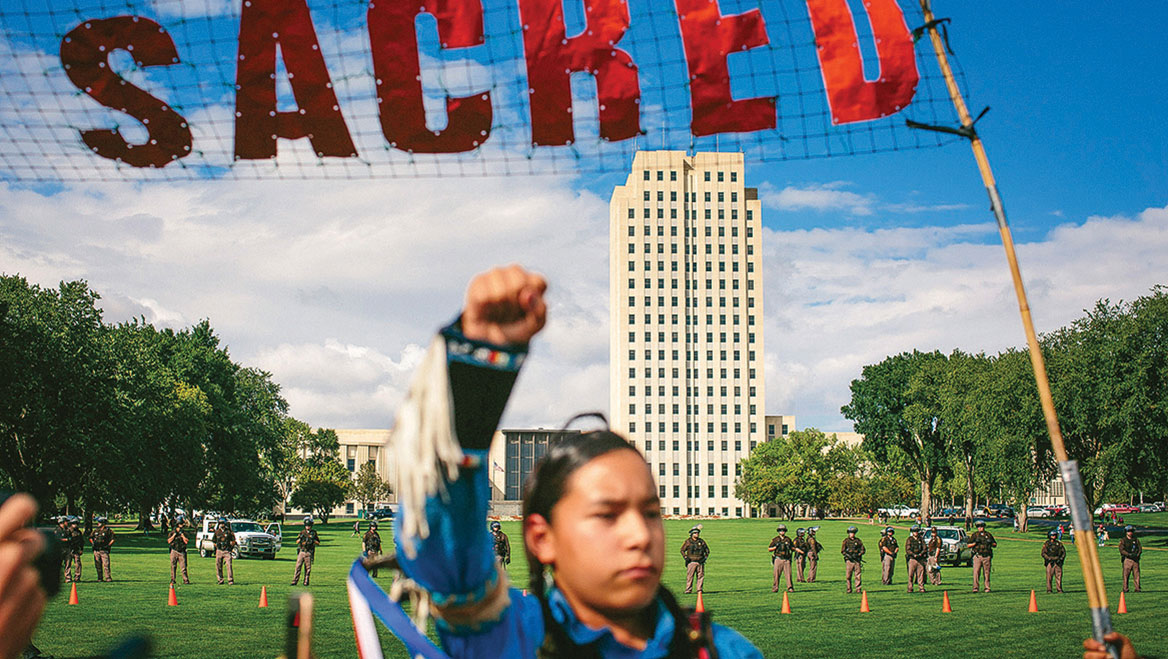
[522, 416, 639, 597]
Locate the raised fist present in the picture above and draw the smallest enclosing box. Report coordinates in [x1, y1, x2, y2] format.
[461, 264, 547, 346]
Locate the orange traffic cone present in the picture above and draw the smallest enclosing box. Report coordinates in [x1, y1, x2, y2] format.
[68, 583, 79, 605]
[696, 591, 705, 612]
[1117, 591, 1127, 614]
[1028, 589, 1038, 612]
[941, 590, 952, 612]
[780, 590, 791, 614]
[258, 586, 269, 608]
[859, 590, 870, 613]
[167, 584, 178, 606]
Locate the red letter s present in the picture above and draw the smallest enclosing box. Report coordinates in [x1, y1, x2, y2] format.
[60, 16, 192, 168]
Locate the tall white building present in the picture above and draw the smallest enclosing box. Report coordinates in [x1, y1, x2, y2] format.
[609, 151, 765, 518]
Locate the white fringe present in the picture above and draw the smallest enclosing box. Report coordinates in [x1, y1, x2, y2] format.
[391, 335, 465, 559]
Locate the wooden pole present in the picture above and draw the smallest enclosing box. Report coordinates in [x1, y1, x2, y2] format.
[916, 2, 1117, 655]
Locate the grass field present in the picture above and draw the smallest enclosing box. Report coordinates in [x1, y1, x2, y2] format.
[33, 518, 1166, 657]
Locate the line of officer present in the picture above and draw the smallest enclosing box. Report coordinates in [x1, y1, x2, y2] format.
[878, 526, 898, 585]
[1118, 525, 1141, 593]
[89, 516, 115, 582]
[967, 519, 996, 592]
[213, 517, 237, 585]
[291, 517, 321, 586]
[767, 524, 795, 592]
[1041, 529, 1065, 593]
[363, 521, 383, 578]
[168, 516, 191, 585]
[905, 525, 927, 592]
[841, 526, 865, 593]
[680, 525, 709, 594]
[805, 527, 823, 582]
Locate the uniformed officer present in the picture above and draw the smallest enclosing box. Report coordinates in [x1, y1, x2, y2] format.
[878, 526, 899, 585]
[841, 526, 865, 593]
[213, 517, 237, 585]
[767, 524, 795, 592]
[905, 525, 927, 593]
[1041, 529, 1065, 593]
[490, 521, 510, 568]
[926, 525, 943, 585]
[168, 516, 191, 585]
[793, 528, 810, 583]
[806, 526, 823, 582]
[363, 521, 383, 577]
[1118, 525, 1141, 593]
[967, 520, 997, 592]
[291, 517, 321, 586]
[89, 516, 115, 582]
[64, 517, 84, 583]
[680, 525, 709, 594]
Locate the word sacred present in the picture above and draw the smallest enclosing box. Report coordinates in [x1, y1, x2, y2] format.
[59, 0, 920, 168]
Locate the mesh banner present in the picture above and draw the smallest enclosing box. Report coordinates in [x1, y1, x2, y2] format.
[0, 0, 965, 180]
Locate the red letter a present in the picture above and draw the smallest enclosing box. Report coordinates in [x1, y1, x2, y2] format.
[234, 0, 357, 160]
[517, 0, 641, 146]
[806, 0, 919, 124]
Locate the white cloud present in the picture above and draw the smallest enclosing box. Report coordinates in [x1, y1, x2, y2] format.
[763, 204, 1168, 432]
[761, 181, 876, 215]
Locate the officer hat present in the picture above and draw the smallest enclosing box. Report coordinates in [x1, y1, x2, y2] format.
[689, 525, 702, 534]
[1048, 530, 1058, 538]
[218, 516, 228, 524]
[1124, 525, 1134, 533]
[304, 516, 313, 525]
[975, 520, 986, 527]
[490, 521, 501, 530]
[911, 524, 921, 533]
[776, 524, 787, 532]
[809, 526, 819, 534]
[847, 526, 858, 533]
[369, 520, 378, 529]
[885, 526, 895, 534]
[796, 528, 805, 535]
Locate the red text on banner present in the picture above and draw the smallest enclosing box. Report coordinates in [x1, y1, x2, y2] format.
[59, 17, 192, 167]
[234, 0, 357, 160]
[805, 0, 918, 124]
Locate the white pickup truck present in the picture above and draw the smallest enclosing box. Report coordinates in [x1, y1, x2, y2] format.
[195, 518, 282, 559]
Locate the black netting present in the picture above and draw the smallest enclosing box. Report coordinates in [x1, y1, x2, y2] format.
[0, 0, 966, 181]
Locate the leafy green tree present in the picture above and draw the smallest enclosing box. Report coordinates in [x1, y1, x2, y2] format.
[842, 350, 951, 520]
[351, 461, 392, 512]
[290, 461, 351, 523]
[939, 350, 993, 524]
[735, 429, 852, 518]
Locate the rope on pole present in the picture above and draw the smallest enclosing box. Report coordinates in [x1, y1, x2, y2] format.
[912, 3, 1118, 657]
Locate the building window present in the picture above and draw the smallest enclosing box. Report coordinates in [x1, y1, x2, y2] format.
[347, 458, 355, 471]
[346, 502, 354, 514]
[717, 171, 724, 182]
[731, 172, 737, 182]
[643, 170, 650, 180]
[657, 170, 664, 180]
[673, 486, 680, 498]
[660, 485, 666, 498]
[704, 171, 711, 181]
[628, 209, 635, 219]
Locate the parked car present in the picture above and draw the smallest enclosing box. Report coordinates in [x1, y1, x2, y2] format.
[923, 526, 973, 566]
[988, 504, 1015, 518]
[195, 518, 282, 559]
[972, 506, 989, 517]
[370, 507, 395, 520]
[1138, 503, 1158, 513]
[1026, 506, 1050, 518]
[1045, 505, 1067, 517]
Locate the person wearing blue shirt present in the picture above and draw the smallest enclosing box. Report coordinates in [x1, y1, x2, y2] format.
[383, 264, 761, 658]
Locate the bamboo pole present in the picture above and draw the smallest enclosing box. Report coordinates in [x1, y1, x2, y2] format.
[916, 2, 1117, 655]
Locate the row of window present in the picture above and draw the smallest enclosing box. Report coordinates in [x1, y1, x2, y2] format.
[643, 169, 738, 183]
[625, 366, 760, 389]
[630, 207, 754, 221]
[644, 439, 760, 452]
[632, 383, 756, 397]
[628, 260, 756, 274]
[625, 224, 755, 239]
[642, 190, 741, 204]
[628, 420, 758, 433]
[625, 367, 759, 383]
[657, 484, 734, 499]
[626, 329, 757, 346]
[661, 462, 741, 477]
[628, 242, 751, 258]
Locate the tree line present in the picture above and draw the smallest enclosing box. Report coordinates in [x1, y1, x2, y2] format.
[0, 276, 390, 528]
[738, 286, 1167, 529]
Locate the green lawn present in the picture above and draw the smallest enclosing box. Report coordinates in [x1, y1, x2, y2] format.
[34, 518, 1166, 657]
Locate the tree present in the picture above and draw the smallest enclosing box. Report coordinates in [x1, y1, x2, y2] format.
[842, 350, 951, 520]
[290, 462, 351, 523]
[352, 461, 392, 512]
[940, 350, 993, 524]
[735, 429, 852, 518]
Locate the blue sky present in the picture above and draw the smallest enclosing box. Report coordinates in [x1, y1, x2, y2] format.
[1, 1, 1165, 433]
